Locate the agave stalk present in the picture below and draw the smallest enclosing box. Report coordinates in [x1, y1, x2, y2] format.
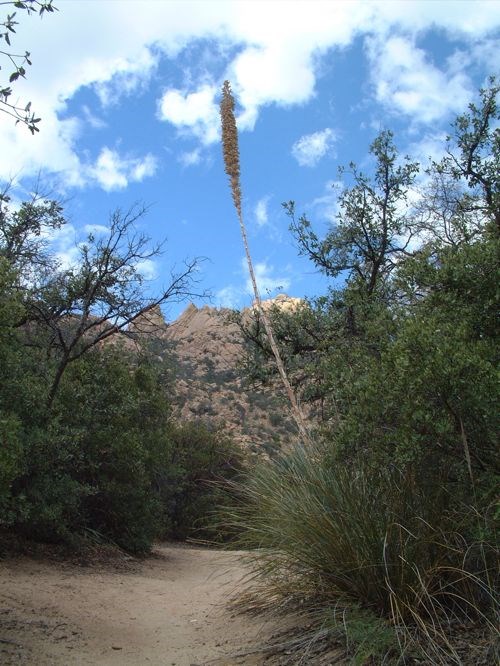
[220, 80, 311, 446]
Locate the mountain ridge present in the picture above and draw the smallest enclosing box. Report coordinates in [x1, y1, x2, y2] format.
[128, 295, 303, 454]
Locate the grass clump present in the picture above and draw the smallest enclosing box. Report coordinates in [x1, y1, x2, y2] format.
[226, 444, 498, 663]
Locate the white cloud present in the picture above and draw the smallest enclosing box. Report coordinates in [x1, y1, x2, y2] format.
[178, 148, 202, 167]
[292, 128, 337, 167]
[92, 148, 128, 191]
[215, 257, 292, 308]
[228, 44, 316, 131]
[82, 105, 107, 129]
[84, 224, 109, 236]
[311, 179, 345, 222]
[369, 0, 500, 36]
[89, 148, 157, 191]
[367, 35, 473, 123]
[407, 132, 449, 169]
[0, 0, 498, 184]
[158, 84, 220, 144]
[57, 246, 81, 270]
[43, 222, 79, 269]
[215, 285, 242, 309]
[93, 49, 159, 107]
[135, 258, 158, 280]
[468, 38, 500, 70]
[130, 154, 158, 181]
[254, 196, 270, 227]
[0, 109, 85, 187]
[245, 259, 291, 296]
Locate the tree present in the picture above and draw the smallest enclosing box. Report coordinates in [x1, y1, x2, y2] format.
[0, 256, 25, 521]
[238, 81, 499, 445]
[286, 130, 419, 298]
[0, 191, 242, 553]
[437, 76, 499, 233]
[239, 132, 419, 418]
[0, 0, 56, 133]
[227, 85, 499, 664]
[0, 196, 205, 407]
[0, 187, 64, 284]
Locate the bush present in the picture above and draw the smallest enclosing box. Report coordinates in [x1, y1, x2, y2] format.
[157, 421, 244, 541]
[9, 349, 170, 553]
[0, 329, 244, 554]
[227, 444, 498, 663]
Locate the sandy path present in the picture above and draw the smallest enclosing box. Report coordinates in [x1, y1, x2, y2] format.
[0, 544, 273, 665]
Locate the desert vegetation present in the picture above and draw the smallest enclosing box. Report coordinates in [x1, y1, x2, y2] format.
[0, 4, 497, 663]
[0, 194, 244, 554]
[222, 79, 499, 664]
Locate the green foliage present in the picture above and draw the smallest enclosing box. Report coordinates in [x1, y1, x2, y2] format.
[0, 259, 26, 523]
[0, 414, 22, 525]
[0, 338, 244, 553]
[228, 444, 498, 663]
[439, 75, 499, 232]
[231, 80, 500, 663]
[286, 129, 419, 295]
[158, 421, 244, 541]
[8, 350, 167, 552]
[0, 192, 236, 554]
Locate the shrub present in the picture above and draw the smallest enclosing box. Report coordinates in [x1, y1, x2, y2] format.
[227, 444, 498, 663]
[9, 349, 170, 553]
[158, 421, 244, 541]
[3, 344, 244, 553]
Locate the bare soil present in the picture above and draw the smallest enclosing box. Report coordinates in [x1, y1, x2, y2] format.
[0, 543, 276, 665]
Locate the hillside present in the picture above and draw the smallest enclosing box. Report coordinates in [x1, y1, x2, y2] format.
[128, 296, 302, 455]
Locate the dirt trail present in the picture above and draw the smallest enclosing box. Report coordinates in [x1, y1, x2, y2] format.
[0, 544, 274, 665]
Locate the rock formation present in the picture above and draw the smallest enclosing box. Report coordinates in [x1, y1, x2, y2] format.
[124, 296, 304, 455]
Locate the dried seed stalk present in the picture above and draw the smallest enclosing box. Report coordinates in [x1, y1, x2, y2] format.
[220, 80, 311, 446]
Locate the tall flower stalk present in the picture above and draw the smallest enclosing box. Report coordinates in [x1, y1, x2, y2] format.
[220, 80, 311, 446]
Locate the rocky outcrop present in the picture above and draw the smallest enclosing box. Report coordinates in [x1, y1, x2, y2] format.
[128, 305, 167, 335]
[123, 297, 303, 455]
[252, 293, 303, 313]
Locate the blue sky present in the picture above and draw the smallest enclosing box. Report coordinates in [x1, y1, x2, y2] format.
[1, 0, 499, 320]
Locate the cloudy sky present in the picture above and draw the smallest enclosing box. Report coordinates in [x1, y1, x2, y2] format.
[2, 0, 499, 319]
